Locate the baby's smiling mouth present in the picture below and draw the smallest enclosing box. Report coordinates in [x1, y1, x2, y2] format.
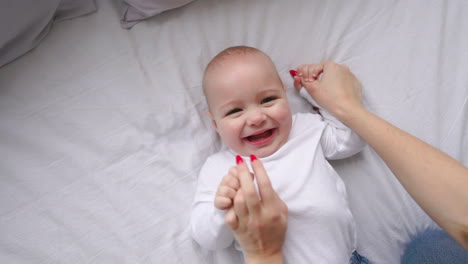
[245, 129, 274, 142]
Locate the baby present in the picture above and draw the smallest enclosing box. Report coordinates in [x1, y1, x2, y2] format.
[191, 46, 370, 264]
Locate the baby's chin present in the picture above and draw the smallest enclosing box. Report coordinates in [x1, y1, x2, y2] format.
[235, 141, 285, 159]
[250, 147, 280, 159]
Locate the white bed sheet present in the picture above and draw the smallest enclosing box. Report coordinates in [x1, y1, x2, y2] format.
[0, 0, 467, 263]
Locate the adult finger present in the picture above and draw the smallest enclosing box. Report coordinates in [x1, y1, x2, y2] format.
[236, 158, 261, 217]
[249, 155, 277, 205]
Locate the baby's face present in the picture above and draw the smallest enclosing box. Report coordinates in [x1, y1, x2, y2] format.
[204, 54, 292, 158]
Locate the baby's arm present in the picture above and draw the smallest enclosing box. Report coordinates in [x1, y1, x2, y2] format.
[191, 163, 238, 250]
[293, 64, 366, 159]
[191, 201, 235, 250]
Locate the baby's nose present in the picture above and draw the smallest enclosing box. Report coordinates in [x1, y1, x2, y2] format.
[246, 110, 266, 126]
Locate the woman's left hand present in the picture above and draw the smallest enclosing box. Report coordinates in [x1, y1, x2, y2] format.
[225, 155, 288, 264]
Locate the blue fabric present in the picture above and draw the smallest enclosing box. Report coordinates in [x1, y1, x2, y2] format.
[402, 229, 468, 264]
[349, 251, 371, 264]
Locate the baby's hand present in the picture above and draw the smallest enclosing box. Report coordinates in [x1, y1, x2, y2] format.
[292, 64, 324, 90]
[293, 61, 363, 119]
[214, 167, 241, 210]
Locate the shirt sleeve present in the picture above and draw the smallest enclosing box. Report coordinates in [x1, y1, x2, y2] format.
[190, 156, 235, 250]
[299, 88, 366, 160]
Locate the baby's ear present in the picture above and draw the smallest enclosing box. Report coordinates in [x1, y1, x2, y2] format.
[205, 111, 217, 129]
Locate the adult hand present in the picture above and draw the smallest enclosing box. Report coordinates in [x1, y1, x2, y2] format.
[296, 61, 364, 122]
[292, 62, 468, 250]
[225, 155, 288, 264]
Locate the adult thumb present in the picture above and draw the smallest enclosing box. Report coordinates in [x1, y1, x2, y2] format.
[303, 79, 321, 96]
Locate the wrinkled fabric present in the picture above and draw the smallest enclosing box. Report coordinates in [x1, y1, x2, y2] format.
[0, 0, 467, 264]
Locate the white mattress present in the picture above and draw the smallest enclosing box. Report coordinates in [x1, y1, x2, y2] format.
[1, 0, 467, 263]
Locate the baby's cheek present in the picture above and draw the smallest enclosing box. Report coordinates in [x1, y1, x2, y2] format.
[217, 124, 240, 148]
[217, 127, 231, 143]
[277, 108, 293, 133]
[277, 106, 292, 122]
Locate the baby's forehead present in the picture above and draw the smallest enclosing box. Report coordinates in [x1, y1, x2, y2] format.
[204, 56, 269, 90]
[206, 52, 275, 80]
[203, 49, 279, 97]
[208, 52, 262, 71]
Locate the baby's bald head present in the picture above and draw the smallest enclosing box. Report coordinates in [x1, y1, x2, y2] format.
[203, 46, 281, 108]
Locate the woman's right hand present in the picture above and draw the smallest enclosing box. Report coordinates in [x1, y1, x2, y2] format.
[294, 62, 468, 250]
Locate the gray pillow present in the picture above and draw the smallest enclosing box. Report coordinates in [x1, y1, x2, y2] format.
[120, 0, 196, 29]
[0, 0, 96, 68]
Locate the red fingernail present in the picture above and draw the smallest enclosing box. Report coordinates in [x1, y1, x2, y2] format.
[236, 155, 244, 164]
[250, 154, 257, 162]
[289, 70, 297, 78]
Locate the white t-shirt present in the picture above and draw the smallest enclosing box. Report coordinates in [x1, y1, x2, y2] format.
[191, 89, 366, 264]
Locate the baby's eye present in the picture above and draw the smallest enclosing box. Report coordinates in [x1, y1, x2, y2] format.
[226, 108, 242, 116]
[261, 96, 277, 104]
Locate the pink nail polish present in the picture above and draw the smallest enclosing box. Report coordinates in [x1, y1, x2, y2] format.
[236, 155, 244, 164]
